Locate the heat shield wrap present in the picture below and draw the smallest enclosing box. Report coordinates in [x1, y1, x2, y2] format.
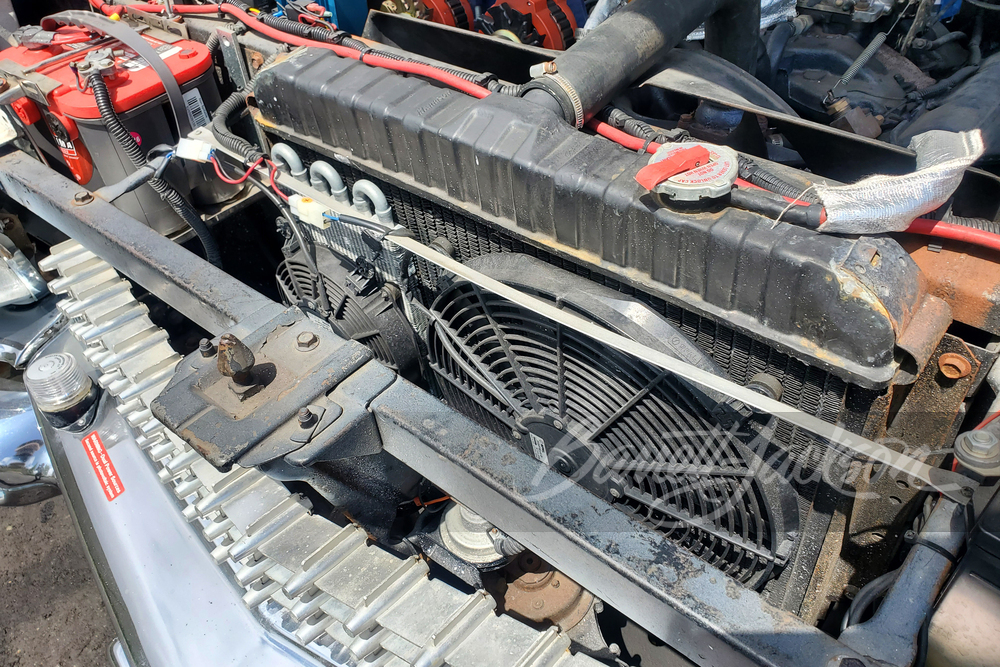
[815, 129, 985, 234]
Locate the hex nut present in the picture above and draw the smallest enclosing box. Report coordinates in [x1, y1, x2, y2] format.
[959, 430, 1000, 459]
[296, 331, 319, 351]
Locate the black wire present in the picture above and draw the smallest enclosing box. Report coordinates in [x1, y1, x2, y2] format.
[89, 72, 222, 267]
[840, 568, 900, 633]
[246, 173, 332, 316]
[328, 213, 391, 235]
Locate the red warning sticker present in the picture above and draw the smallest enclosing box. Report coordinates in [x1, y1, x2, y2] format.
[82, 431, 124, 501]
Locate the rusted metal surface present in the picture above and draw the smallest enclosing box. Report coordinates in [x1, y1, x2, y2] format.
[151, 309, 376, 468]
[843, 334, 979, 590]
[938, 352, 973, 380]
[489, 553, 595, 632]
[902, 236, 1000, 335]
[371, 378, 881, 667]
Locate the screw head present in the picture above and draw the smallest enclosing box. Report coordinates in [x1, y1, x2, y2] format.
[552, 419, 564, 430]
[609, 487, 622, 499]
[73, 191, 93, 205]
[296, 331, 319, 351]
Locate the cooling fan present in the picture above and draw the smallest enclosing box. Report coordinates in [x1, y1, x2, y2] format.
[276, 247, 422, 383]
[428, 254, 799, 587]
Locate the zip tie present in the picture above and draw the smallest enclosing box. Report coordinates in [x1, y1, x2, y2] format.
[774, 184, 818, 228]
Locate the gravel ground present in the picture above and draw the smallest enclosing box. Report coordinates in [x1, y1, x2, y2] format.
[1, 496, 117, 667]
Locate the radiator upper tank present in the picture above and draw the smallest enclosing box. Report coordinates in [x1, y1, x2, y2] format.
[252, 47, 951, 388]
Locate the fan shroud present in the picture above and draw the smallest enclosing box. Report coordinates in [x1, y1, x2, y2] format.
[427, 254, 799, 587]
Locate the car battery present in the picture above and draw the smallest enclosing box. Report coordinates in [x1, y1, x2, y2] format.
[0, 23, 233, 236]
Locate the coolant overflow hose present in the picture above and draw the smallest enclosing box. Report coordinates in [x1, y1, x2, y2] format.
[89, 73, 222, 267]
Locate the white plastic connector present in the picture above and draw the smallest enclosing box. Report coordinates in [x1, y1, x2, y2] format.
[288, 195, 331, 229]
[175, 138, 214, 162]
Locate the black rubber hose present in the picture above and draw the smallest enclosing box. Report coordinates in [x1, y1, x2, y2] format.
[738, 155, 817, 202]
[923, 31, 966, 50]
[968, 11, 984, 67]
[730, 187, 824, 229]
[766, 21, 795, 84]
[521, 0, 759, 123]
[89, 73, 222, 267]
[226, 1, 493, 88]
[598, 106, 674, 145]
[840, 568, 900, 633]
[910, 65, 978, 100]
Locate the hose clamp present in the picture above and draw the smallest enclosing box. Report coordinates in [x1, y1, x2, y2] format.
[544, 73, 584, 129]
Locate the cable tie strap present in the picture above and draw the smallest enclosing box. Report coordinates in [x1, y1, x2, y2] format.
[903, 529, 959, 564]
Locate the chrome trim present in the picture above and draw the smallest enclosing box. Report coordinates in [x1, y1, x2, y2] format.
[0, 388, 59, 505]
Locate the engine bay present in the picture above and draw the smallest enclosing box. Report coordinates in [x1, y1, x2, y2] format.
[4, 0, 1000, 665]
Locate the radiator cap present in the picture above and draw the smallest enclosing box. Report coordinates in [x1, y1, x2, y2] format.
[646, 142, 738, 201]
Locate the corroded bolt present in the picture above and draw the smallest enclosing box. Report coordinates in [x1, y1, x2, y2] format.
[73, 191, 93, 205]
[198, 338, 215, 358]
[218, 333, 255, 385]
[297, 407, 316, 428]
[938, 353, 972, 379]
[296, 331, 319, 351]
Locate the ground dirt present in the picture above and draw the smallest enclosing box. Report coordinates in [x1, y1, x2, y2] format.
[1, 495, 116, 667]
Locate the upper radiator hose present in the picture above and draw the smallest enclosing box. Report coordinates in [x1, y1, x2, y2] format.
[521, 0, 760, 127]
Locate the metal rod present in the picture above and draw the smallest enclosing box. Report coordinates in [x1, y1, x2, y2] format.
[0, 151, 282, 337]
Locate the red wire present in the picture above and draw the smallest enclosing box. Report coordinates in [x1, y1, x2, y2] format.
[88, 0, 491, 99]
[976, 410, 1000, 431]
[906, 217, 1000, 253]
[588, 119, 1000, 253]
[89, 0, 1000, 254]
[587, 119, 661, 154]
[268, 161, 290, 201]
[211, 154, 262, 184]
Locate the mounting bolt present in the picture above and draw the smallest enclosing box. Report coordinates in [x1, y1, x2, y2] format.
[511, 429, 522, 440]
[938, 353, 972, 379]
[218, 333, 256, 385]
[297, 407, 317, 428]
[957, 430, 1000, 461]
[198, 338, 215, 358]
[73, 191, 93, 205]
[609, 487, 622, 499]
[962, 486, 975, 498]
[552, 419, 564, 430]
[296, 331, 319, 351]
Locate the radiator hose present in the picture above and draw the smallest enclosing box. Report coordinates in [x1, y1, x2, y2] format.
[522, 0, 760, 127]
[89, 73, 222, 267]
